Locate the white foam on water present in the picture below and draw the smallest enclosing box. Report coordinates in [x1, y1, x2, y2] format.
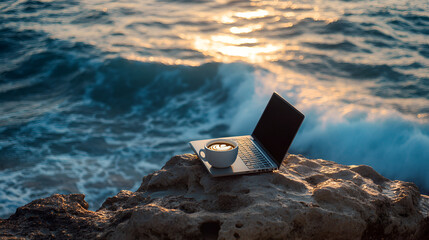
[217, 63, 429, 192]
[293, 104, 429, 190]
[1, 0, 428, 220]
[217, 63, 277, 135]
[0, 61, 427, 219]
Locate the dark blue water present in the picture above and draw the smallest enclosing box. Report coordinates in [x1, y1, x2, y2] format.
[0, 0, 428, 218]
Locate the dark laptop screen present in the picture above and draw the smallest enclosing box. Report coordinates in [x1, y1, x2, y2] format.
[252, 92, 305, 166]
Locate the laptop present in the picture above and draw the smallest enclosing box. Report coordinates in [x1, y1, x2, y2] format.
[189, 92, 305, 177]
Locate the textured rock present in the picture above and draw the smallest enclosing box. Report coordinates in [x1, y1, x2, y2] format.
[1, 154, 429, 239]
[0, 194, 109, 239]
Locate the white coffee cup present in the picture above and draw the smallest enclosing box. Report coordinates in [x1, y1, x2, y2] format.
[199, 139, 238, 168]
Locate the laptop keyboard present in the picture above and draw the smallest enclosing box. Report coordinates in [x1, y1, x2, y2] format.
[233, 137, 273, 170]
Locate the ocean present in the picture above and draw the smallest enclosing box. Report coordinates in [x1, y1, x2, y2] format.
[0, 0, 428, 218]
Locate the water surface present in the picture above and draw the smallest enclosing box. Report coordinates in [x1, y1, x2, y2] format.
[0, 0, 428, 218]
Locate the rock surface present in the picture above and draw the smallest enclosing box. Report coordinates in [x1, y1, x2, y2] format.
[1, 154, 429, 239]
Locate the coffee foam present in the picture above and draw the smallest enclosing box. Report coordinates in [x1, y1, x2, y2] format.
[208, 143, 234, 151]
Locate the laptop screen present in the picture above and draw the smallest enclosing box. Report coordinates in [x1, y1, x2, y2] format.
[251, 92, 305, 166]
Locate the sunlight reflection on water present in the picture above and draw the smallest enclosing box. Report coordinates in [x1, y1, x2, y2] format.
[0, 0, 428, 219]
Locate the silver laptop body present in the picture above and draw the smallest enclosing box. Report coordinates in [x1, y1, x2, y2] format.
[189, 92, 305, 177]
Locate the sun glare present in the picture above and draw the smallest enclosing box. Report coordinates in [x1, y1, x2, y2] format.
[217, 44, 281, 58]
[235, 9, 269, 19]
[211, 35, 258, 45]
[193, 35, 282, 63]
[230, 24, 264, 34]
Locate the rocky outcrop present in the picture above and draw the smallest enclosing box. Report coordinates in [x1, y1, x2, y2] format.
[1, 154, 429, 239]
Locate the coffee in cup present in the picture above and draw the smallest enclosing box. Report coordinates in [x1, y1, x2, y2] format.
[207, 142, 235, 151]
[199, 139, 238, 168]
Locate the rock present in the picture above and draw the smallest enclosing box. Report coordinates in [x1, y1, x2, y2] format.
[1, 154, 429, 239]
[0, 194, 109, 239]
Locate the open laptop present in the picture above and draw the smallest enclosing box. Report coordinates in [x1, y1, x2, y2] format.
[189, 92, 305, 177]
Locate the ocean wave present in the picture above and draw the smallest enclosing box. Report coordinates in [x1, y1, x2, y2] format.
[214, 65, 429, 193]
[294, 107, 429, 192]
[0, 55, 428, 218]
[71, 9, 112, 25]
[0, 0, 428, 219]
[302, 40, 363, 52]
[0, 58, 256, 218]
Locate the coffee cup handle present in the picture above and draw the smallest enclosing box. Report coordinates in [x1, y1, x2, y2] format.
[199, 149, 206, 161]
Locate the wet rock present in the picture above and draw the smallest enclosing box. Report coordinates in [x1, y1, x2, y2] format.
[1, 154, 428, 239]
